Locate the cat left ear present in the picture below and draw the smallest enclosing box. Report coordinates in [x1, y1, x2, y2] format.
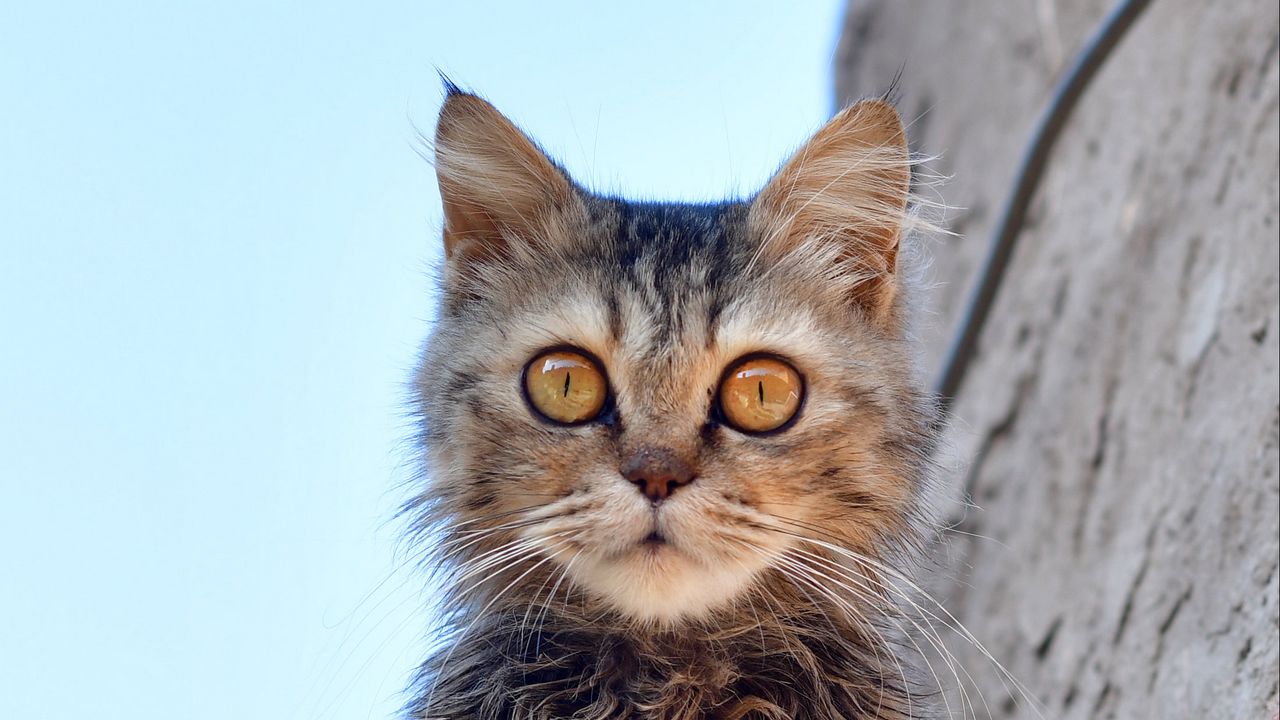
[749, 99, 911, 325]
[434, 87, 577, 262]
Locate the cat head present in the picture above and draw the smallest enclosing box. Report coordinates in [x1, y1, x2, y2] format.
[411, 84, 937, 627]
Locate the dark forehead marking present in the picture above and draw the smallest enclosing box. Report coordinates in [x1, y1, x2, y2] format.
[613, 201, 729, 273]
[587, 197, 748, 350]
[605, 288, 622, 343]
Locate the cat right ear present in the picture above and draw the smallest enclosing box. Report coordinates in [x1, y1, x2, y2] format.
[748, 99, 911, 326]
[433, 85, 577, 263]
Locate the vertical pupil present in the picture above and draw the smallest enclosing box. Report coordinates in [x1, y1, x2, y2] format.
[758, 380, 764, 404]
[563, 371, 571, 398]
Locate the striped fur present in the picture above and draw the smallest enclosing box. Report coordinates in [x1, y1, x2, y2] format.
[405, 87, 943, 719]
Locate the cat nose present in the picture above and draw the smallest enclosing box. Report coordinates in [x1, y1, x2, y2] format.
[620, 446, 695, 503]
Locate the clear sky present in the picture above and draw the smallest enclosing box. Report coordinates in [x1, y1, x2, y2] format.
[0, 1, 843, 717]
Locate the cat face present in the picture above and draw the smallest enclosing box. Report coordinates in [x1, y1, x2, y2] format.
[413, 88, 936, 626]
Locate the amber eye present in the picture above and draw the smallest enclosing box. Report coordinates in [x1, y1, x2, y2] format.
[523, 349, 608, 424]
[718, 355, 804, 433]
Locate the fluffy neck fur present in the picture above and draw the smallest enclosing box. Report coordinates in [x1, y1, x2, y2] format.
[409, 575, 929, 719]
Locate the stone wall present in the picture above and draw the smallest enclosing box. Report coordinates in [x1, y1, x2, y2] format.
[836, 1, 1279, 717]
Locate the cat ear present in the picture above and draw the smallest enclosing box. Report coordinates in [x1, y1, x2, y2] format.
[433, 87, 577, 262]
[749, 99, 911, 323]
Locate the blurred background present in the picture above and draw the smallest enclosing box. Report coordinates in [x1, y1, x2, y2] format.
[0, 2, 843, 718]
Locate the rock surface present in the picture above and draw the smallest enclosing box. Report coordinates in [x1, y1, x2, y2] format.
[836, 1, 1280, 717]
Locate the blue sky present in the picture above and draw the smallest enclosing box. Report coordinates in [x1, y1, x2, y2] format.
[0, 2, 842, 717]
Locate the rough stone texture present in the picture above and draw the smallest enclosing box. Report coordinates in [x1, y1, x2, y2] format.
[837, 1, 1280, 718]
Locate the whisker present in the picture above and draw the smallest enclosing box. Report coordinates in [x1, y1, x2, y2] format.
[773, 552, 932, 719]
[424, 541, 568, 711]
[717, 531, 914, 717]
[759, 518, 1045, 719]
[782, 547, 984, 720]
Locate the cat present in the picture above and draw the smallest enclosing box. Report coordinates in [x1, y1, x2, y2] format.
[404, 79, 942, 720]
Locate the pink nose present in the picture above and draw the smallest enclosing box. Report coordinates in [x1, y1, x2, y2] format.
[620, 446, 696, 503]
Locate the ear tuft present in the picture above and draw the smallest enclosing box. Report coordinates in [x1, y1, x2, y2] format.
[749, 98, 911, 325]
[437, 71, 464, 98]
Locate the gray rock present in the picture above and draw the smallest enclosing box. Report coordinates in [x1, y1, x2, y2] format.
[837, 1, 1280, 717]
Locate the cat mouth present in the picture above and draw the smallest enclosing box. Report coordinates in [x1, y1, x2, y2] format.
[641, 531, 667, 546]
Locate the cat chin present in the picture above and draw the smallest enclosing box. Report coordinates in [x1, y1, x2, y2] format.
[569, 542, 773, 626]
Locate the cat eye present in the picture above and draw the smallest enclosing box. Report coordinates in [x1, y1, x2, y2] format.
[718, 355, 804, 434]
[523, 348, 608, 425]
